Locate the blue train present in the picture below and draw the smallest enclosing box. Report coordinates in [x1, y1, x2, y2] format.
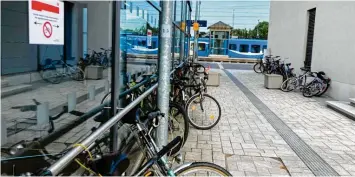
[121, 34, 268, 59]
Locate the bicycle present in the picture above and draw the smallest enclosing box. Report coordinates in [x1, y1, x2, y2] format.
[74, 110, 232, 176]
[302, 71, 331, 97]
[98, 74, 189, 156]
[280, 67, 312, 92]
[172, 63, 221, 130]
[40, 57, 85, 84]
[85, 48, 112, 69]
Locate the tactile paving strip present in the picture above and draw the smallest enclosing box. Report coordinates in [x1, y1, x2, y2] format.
[223, 70, 339, 176]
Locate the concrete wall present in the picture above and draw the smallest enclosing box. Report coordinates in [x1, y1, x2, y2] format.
[268, 1, 355, 101]
[87, 1, 112, 52]
[1, 1, 38, 74]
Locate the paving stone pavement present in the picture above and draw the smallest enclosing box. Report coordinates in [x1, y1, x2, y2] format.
[230, 70, 355, 176]
[181, 69, 314, 176]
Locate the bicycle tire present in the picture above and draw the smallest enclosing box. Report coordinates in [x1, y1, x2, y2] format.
[280, 77, 296, 92]
[315, 83, 330, 97]
[253, 63, 262, 73]
[40, 67, 63, 84]
[302, 81, 321, 98]
[175, 162, 232, 176]
[70, 67, 85, 81]
[186, 93, 221, 130]
[168, 102, 189, 156]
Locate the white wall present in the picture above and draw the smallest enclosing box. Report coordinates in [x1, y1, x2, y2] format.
[268, 1, 355, 101]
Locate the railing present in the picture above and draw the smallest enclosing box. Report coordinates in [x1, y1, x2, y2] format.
[46, 61, 185, 175]
[5, 73, 158, 161]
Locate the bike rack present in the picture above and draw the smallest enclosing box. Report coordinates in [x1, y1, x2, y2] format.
[46, 62, 183, 175]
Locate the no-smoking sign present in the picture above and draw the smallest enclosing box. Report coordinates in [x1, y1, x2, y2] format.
[28, 0, 64, 45]
[43, 22, 53, 38]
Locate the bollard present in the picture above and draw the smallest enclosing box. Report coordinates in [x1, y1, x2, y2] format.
[67, 92, 77, 112]
[1, 118, 7, 145]
[88, 85, 96, 100]
[104, 80, 110, 94]
[37, 102, 49, 126]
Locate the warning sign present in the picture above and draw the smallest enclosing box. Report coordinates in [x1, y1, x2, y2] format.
[28, 0, 64, 45]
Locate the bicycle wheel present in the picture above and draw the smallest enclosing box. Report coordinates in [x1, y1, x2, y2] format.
[167, 102, 189, 156]
[315, 81, 330, 97]
[280, 77, 297, 92]
[70, 66, 85, 81]
[303, 82, 321, 98]
[40, 67, 63, 84]
[253, 63, 262, 73]
[175, 162, 232, 176]
[186, 93, 221, 130]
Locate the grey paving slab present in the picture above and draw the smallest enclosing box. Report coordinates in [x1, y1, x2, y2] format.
[231, 70, 355, 176]
[181, 69, 312, 176]
[224, 69, 339, 176]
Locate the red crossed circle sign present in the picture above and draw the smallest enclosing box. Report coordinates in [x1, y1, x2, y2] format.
[43, 21, 53, 38]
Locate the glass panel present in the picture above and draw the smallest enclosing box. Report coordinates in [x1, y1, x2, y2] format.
[174, 27, 181, 60]
[251, 45, 261, 53]
[175, 0, 182, 22]
[1, 1, 112, 152]
[229, 44, 236, 50]
[121, 1, 159, 89]
[239, 44, 249, 52]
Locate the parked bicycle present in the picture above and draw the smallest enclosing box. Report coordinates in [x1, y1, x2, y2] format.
[84, 48, 112, 69]
[171, 62, 222, 130]
[40, 57, 85, 84]
[254, 55, 295, 81]
[281, 67, 331, 97]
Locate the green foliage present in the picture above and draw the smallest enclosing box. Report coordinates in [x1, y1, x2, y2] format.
[231, 21, 269, 39]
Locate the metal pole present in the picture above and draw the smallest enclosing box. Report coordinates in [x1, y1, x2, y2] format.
[109, 0, 121, 152]
[179, 0, 185, 62]
[156, 0, 173, 150]
[193, 1, 199, 62]
[232, 9, 235, 29]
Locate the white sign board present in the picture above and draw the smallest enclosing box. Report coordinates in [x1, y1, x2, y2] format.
[147, 29, 152, 47]
[28, 0, 64, 45]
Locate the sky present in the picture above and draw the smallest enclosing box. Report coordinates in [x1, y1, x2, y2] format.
[191, 1, 270, 32]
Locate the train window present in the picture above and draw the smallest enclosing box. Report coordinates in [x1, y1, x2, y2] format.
[198, 43, 206, 51]
[229, 44, 237, 50]
[251, 45, 261, 53]
[142, 41, 147, 46]
[152, 41, 157, 48]
[239, 44, 249, 52]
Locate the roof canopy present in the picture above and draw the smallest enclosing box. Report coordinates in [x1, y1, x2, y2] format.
[207, 21, 233, 30]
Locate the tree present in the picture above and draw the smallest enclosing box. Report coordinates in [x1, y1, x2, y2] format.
[231, 21, 269, 39]
[254, 21, 269, 39]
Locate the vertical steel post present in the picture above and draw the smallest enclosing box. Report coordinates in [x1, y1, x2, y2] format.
[193, 1, 199, 62]
[179, 1, 185, 62]
[156, 0, 173, 150]
[110, 0, 121, 152]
